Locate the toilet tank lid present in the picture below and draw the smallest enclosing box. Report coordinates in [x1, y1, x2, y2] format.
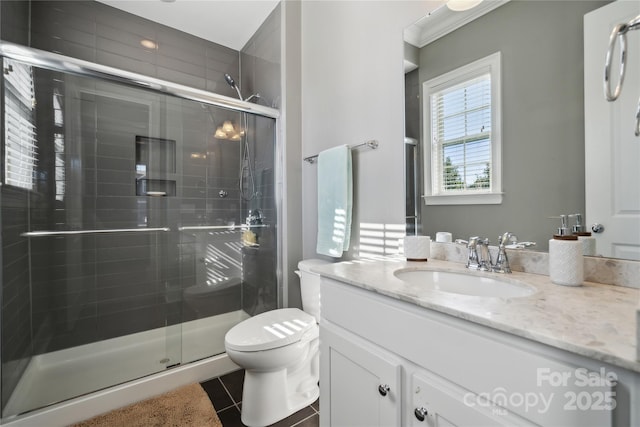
[298, 259, 331, 273]
[225, 308, 317, 352]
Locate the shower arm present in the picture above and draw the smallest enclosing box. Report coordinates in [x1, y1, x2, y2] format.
[232, 85, 243, 101]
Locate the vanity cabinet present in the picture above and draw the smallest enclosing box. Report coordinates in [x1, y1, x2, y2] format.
[319, 277, 637, 426]
[321, 321, 528, 427]
[321, 325, 402, 426]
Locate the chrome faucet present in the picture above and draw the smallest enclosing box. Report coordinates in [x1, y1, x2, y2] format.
[465, 237, 481, 269]
[460, 232, 519, 274]
[464, 237, 492, 271]
[493, 232, 515, 273]
[477, 238, 493, 272]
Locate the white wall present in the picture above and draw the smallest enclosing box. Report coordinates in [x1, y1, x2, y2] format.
[300, 1, 438, 259]
[281, 0, 304, 307]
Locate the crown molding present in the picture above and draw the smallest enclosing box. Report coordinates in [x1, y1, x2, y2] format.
[404, 0, 510, 48]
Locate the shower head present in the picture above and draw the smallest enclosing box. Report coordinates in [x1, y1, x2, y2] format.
[224, 73, 237, 88]
[224, 73, 243, 100]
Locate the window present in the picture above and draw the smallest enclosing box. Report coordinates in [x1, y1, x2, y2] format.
[423, 52, 502, 205]
[3, 58, 37, 191]
[53, 88, 66, 201]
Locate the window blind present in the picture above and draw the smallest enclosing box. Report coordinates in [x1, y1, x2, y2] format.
[430, 74, 492, 195]
[4, 58, 37, 190]
[53, 88, 65, 201]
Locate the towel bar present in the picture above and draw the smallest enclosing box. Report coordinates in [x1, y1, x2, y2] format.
[303, 140, 379, 164]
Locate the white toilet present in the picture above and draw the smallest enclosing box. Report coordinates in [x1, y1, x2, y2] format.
[224, 259, 329, 427]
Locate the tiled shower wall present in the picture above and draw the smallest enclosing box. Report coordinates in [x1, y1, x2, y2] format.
[1, 0, 281, 411]
[0, 0, 33, 411]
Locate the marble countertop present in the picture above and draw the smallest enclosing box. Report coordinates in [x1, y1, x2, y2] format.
[313, 258, 640, 373]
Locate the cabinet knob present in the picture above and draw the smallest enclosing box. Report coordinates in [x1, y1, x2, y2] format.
[591, 223, 605, 233]
[414, 407, 429, 422]
[378, 384, 390, 396]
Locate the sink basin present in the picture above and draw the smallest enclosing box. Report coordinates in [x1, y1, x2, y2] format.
[393, 269, 536, 298]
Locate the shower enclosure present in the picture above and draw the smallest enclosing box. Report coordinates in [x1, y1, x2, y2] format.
[0, 43, 280, 421]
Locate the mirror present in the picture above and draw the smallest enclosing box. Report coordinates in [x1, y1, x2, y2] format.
[404, 0, 640, 261]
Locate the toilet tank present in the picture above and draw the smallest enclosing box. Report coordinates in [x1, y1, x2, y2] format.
[297, 259, 331, 322]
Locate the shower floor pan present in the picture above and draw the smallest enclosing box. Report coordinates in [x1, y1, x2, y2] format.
[3, 310, 249, 418]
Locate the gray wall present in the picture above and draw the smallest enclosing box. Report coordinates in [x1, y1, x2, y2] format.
[418, 0, 608, 251]
[240, 4, 283, 309]
[27, 1, 241, 96]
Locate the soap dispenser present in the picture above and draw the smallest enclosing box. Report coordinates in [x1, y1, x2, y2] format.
[570, 213, 596, 256]
[549, 215, 584, 287]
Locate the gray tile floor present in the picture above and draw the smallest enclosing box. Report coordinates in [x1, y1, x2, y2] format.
[201, 369, 319, 427]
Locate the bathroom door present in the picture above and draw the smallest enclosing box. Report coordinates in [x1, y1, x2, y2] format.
[584, 0, 640, 260]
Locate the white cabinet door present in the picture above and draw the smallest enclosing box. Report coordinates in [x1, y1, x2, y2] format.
[410, 370, 536, 427]
[320, 323, 402, 427]
[584, 0, 640, 260]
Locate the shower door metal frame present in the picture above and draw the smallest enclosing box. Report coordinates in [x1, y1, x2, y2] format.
[0, 42, 279, 120]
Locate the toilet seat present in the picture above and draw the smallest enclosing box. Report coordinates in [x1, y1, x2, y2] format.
[225, 308, 317, 352]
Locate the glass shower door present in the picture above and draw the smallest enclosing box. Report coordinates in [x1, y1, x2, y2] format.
[1, 53, 279, 419]
[176, 100, 279, 365]
[1, 60, 182, 417]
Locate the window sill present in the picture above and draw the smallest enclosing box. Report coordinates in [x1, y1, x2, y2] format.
[423, 192, 503, 205]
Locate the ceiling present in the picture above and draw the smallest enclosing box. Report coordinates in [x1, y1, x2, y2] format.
[98, 0, 280, 51]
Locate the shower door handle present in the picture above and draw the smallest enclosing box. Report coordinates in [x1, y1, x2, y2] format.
[21, 227, 170, 237]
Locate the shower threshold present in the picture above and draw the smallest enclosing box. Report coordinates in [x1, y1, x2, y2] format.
[3, 310, 249, 419]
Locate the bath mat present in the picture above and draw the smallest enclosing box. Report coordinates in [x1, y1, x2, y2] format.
[69, 383, 222, 427]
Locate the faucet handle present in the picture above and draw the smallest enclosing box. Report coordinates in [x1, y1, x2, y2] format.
[494, 232, 514, 273]
[477, 238, 492, 271]
[464, 237, 481, 269]
[498, 232, 517, 247]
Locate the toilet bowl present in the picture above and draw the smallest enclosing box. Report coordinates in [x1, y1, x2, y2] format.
[224, 259, 330, 427]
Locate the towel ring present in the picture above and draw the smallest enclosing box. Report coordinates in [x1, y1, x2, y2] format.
[635, 98, 640, 136]
[604, 22, 627, 102]
[604, 14, 640, 137]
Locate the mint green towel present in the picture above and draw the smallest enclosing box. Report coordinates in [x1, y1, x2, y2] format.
[316, 145, 352, 257]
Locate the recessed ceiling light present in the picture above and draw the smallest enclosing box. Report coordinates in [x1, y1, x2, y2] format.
[140, 39, 157, 49]
[446, 0, 483, 12]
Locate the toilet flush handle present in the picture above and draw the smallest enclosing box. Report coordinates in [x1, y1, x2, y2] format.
[294, 270, 301, 278]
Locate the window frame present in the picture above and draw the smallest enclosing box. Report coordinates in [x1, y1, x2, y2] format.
[422, 52, 502, 205]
